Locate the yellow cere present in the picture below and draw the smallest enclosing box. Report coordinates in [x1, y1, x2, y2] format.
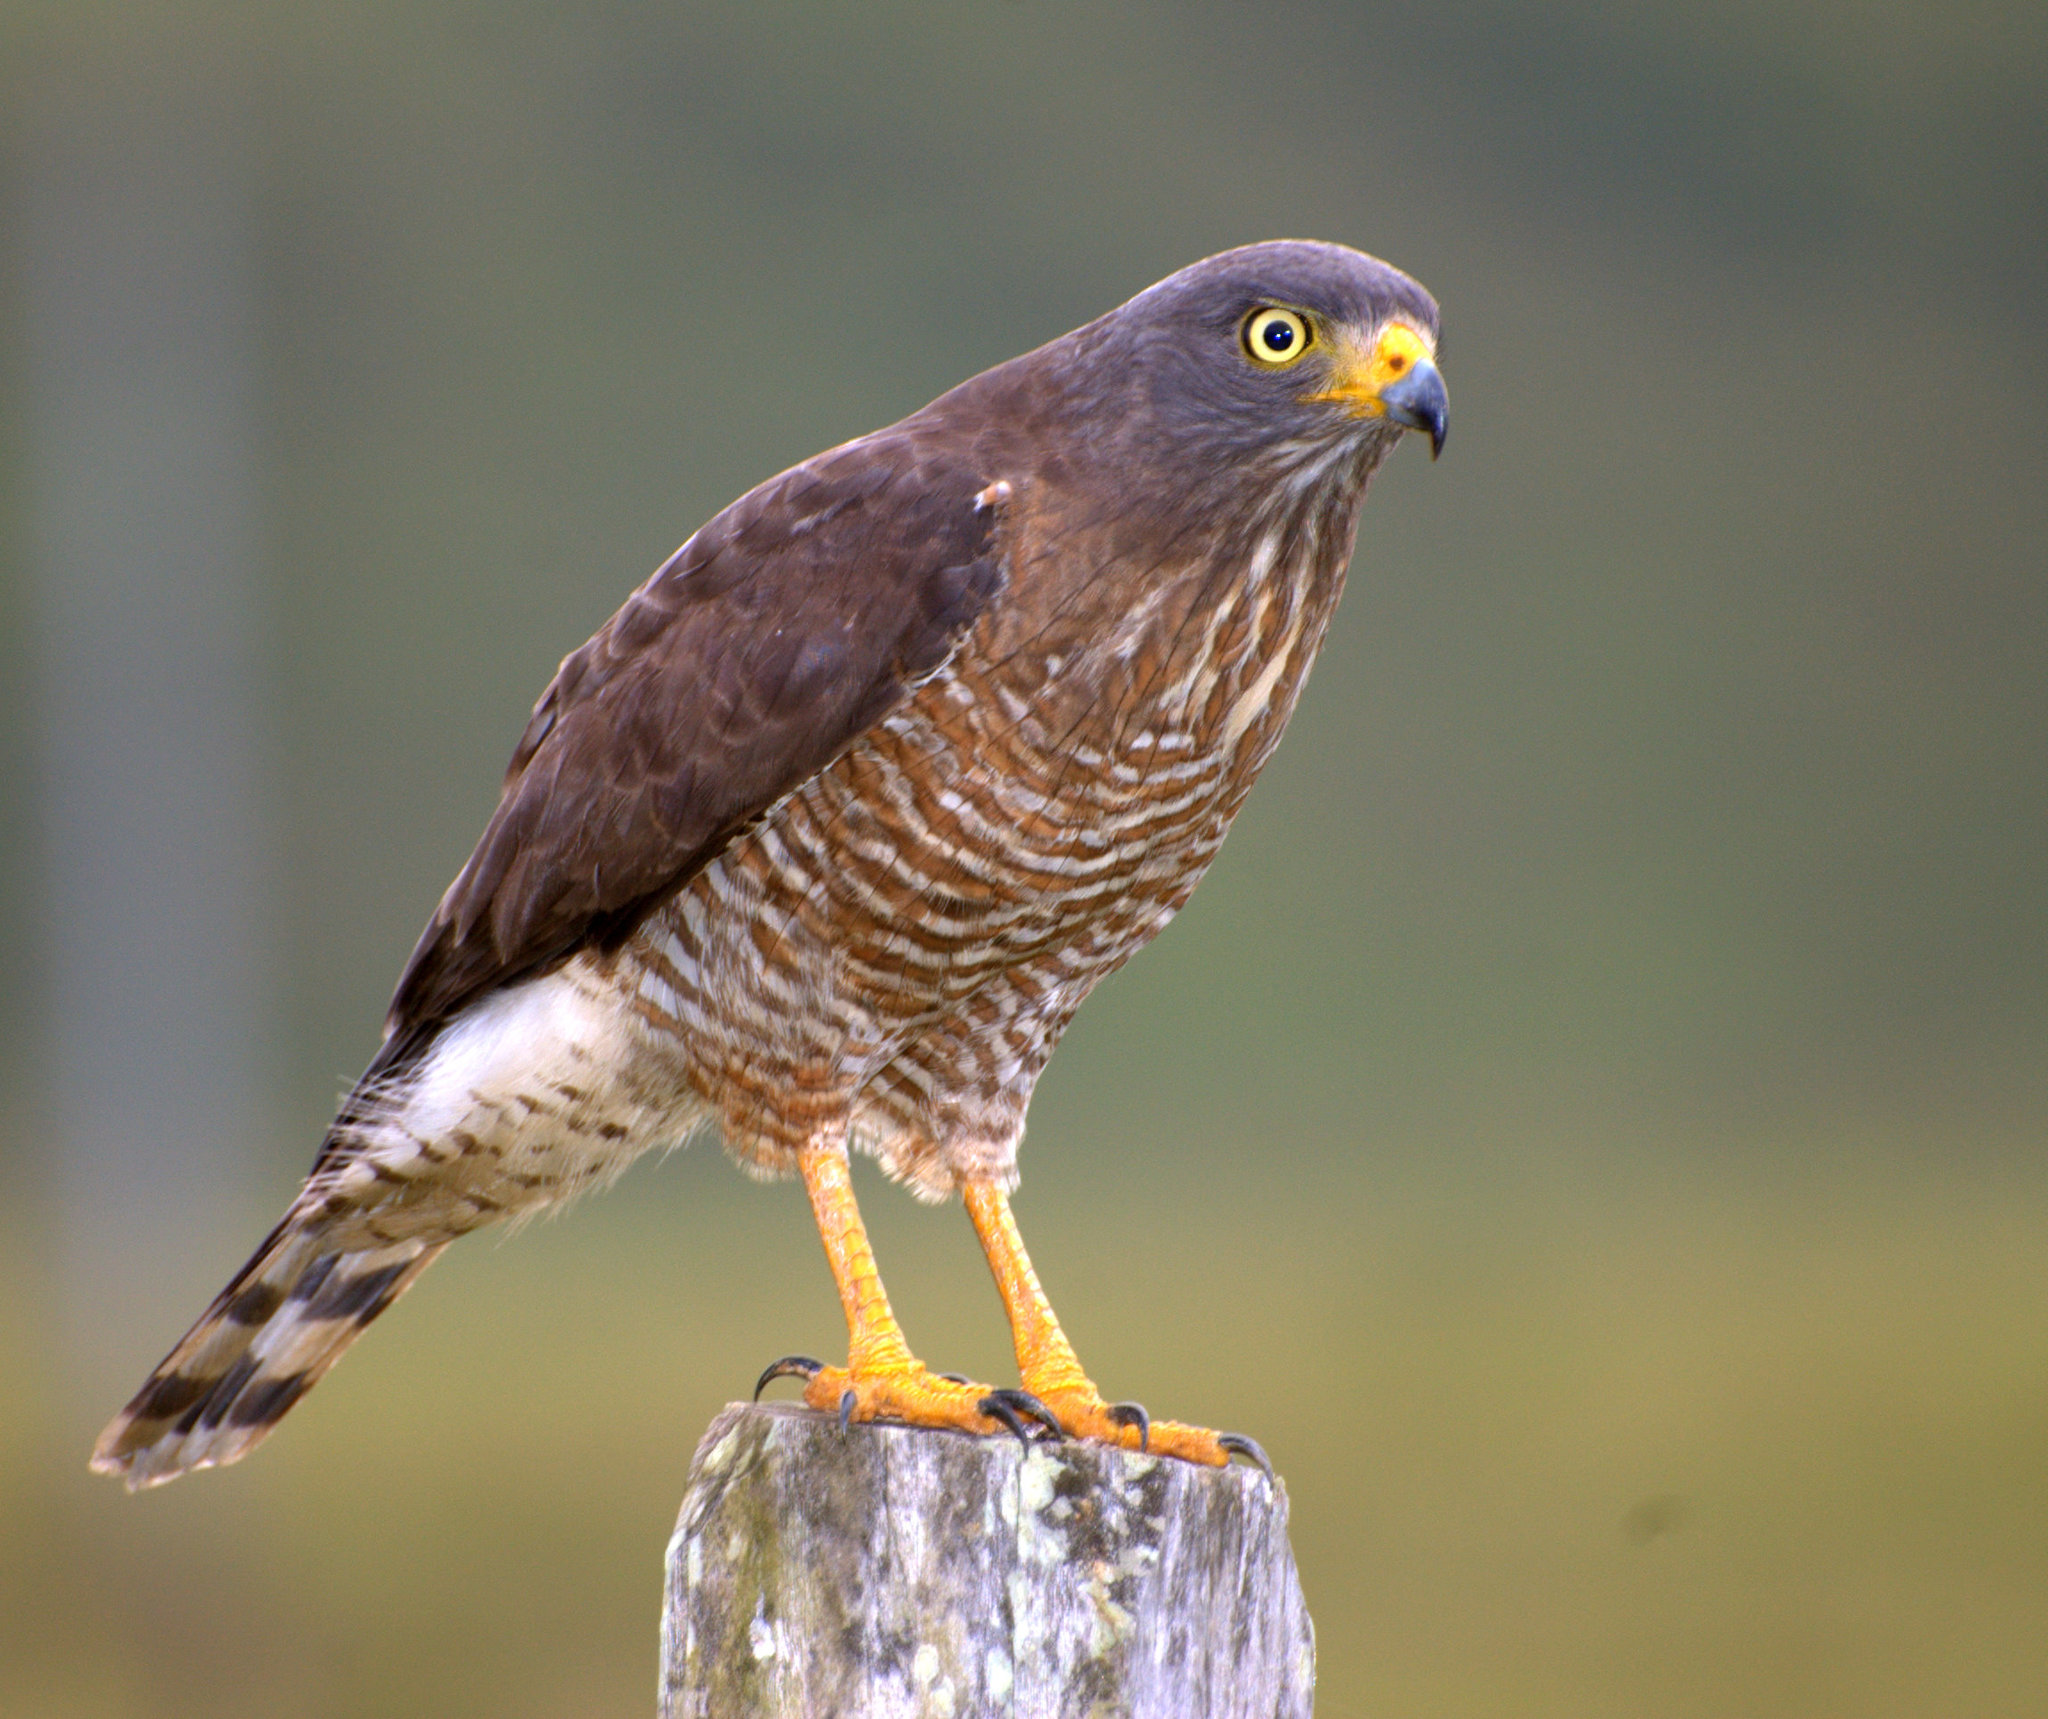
[1303, 320, 1437, 416]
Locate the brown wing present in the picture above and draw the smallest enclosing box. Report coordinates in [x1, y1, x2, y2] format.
[384, 429, 1007, 1038]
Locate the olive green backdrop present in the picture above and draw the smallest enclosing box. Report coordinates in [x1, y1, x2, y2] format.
[2, 4, 2042, 1716]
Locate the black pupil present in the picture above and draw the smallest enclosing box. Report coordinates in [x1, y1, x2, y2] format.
[1262, 318, 1295, 353]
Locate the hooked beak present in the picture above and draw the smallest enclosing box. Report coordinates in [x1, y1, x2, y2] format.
[1377, 357, 1448, 459]
[1303, 320, 1450, 458]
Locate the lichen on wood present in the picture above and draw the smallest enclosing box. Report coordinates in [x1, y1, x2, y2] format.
[661, 1401, 1313, 1718]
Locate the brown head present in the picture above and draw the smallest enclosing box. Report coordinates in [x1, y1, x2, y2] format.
[937, 239, 1447, 536]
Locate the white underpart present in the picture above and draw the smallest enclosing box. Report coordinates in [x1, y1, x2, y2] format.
[423, 973, 611, 1126]
[326, 961, 705, 1241]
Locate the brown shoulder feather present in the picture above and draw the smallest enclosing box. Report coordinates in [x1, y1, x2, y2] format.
[385, 429, 1006, 1035]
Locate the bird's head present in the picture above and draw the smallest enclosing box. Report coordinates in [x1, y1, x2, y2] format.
[1058, 240, 1447, 500]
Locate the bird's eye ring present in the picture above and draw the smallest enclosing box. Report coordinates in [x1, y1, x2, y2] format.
[1243, 307, 1311, 367]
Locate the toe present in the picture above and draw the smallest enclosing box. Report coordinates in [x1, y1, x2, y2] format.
[1131, 1417, 1230, 1467]
[1022, 1385, 1261, 1472]
[797, 1362, 1011, 1438]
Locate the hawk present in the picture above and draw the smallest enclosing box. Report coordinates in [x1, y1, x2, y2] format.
[94, 240, 1447, 1488]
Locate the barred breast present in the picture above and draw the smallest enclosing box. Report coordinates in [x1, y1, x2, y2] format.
[617, 491, 1359, 1197]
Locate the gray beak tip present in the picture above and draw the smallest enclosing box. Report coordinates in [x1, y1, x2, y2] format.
[1378, 358, 1448, 461]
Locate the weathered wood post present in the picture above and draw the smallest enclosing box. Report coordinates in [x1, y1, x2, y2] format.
[660, 1402, 1313, 1718]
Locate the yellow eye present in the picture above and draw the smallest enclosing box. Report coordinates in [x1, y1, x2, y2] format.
[1243, 307, 1311, 367]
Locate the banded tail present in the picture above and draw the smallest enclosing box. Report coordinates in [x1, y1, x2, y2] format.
[93, 959, 685, 1489]
[90, 1221, 446, 1490]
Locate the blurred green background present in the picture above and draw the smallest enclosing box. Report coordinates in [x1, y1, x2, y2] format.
[2, 3, 2043, 1715]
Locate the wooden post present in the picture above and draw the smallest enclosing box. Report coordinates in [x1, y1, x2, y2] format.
[660, 1402, 1314, 1718]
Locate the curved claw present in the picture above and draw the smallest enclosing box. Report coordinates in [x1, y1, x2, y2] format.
[1217, 1431, 1275, 1482]
[981, 1388, 1064, 1442]
[978, 1394, 1036, 1447]
[1108, 1400, 1151, 1452]
[934, 1372, 972, 1386]
[754, 1355, 824, 1401]
[838, 1389, 858, 1430]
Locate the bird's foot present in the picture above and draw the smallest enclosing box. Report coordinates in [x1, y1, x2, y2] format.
[1024, 1382, 1274, 1477]
[957, 1183, 1275, 1476]
[755, 1354, 1061, 1446]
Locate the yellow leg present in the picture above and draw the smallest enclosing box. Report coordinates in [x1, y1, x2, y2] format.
[965, 1180, 1263, 1470]
[804, 1145, 913, 1377]
[759, 1148, 1056, 1442]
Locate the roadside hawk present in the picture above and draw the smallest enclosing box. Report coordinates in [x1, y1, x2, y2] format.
[94, 239, 1448, 1487]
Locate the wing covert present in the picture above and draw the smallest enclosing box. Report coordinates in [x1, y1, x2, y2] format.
[385, 432, 1007, 1036]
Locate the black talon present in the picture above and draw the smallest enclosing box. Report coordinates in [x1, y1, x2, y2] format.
[978, 1401, 1032, 1450]
[754, 1355, 824, 1401]
[935, 1372, 972, 1385]
[982, 1388, 1064, 1441]
[1108, 1400, 1151, 1452]
[838, 1389, 858, 1430]
[1217, 1431, 1275, 1482]
[979, 1394, 1034, 1446]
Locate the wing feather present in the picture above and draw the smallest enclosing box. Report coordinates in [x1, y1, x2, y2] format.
[384, 430, 1006, 1036]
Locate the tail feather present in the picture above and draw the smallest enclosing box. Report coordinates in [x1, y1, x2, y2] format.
[91, 1220, 446, 1490]
[92, 957, 669, 1489]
